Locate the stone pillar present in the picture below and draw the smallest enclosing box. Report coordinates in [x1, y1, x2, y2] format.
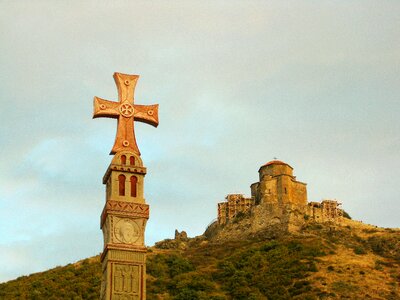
[100, 151, 149, 300]
[93, 72, 159, 299]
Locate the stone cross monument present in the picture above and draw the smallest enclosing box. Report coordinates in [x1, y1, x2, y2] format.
[93, 72, 159, 300]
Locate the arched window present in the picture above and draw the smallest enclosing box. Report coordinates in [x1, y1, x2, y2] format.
[118, 174, 126, 196]
[121, 155, 126, 165]
[130, 176, 137, 197]
[129, 156, 135, 166]
[284, 187, 287, 194]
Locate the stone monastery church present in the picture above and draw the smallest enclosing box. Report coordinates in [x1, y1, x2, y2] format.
[217, 160, 343, 226]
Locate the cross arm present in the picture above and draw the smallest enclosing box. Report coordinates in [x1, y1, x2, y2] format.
[93, 97, 120, 119]
[133, 104, 159, 127]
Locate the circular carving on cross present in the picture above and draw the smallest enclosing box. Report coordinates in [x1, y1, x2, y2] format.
[100, 104, 106, 110]
[122, 140, 129, 147]
[119, 103, 134, 118]
[147, 110, 154, 116]
[124, 80, 130, 86]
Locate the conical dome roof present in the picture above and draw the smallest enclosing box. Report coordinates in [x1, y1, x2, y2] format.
[260, 160, 293, 170]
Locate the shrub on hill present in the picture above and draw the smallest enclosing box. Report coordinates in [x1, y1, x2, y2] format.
[146, 237, 327, 299]
[214, 239, 325, 299]
[367, 235, 400, 262]
[0, 258, 101, 299]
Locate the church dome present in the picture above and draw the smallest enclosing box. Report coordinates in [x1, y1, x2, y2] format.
[260, 160, 293, 169]
[258, 160, 294, 178]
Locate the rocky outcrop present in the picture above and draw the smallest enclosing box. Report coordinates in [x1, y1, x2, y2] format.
[174, 229, 188, 240]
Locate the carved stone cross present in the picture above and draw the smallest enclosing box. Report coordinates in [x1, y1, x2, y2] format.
[93, 72, 159, 155]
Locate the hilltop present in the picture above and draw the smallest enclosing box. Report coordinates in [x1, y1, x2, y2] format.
[1, 217, 399, 299]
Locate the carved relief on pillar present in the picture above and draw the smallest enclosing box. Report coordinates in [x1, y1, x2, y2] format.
[102, 216, 147, 249]
[112, 264, 141, 299]
[102, 216, 147, 253]
[114, 218, 141, 244]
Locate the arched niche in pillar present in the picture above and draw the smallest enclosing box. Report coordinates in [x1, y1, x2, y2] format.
[130, 176, 137, 197]
[118, 174, 126, 196]
[111, 151, 143, 167]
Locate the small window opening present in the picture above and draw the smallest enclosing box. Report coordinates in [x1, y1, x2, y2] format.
[130, 176, 137, 197]
[121, 155, 126, 165]
[118, 174, 126, 196]
[284, 187, 287, 194]
[129, 156, 135, 166]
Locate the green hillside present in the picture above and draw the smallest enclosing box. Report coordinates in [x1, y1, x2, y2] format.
[0, 256, 101, 299]
[1, 223, 399, 299]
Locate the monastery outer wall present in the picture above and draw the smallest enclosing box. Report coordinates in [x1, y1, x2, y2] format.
[307, 200, 343, 223]
[217, 194, 254, 225]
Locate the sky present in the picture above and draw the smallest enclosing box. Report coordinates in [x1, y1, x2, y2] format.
[0, 1, 399, 283]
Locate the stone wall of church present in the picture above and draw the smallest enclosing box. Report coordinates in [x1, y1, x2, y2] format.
[252, 162, 307, 207]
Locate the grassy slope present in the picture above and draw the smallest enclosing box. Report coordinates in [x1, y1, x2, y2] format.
[0, 224, 399, 300]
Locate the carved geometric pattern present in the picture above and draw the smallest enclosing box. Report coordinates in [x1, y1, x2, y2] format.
[107, 201, 149, 215]
[101, 201, 149, 228]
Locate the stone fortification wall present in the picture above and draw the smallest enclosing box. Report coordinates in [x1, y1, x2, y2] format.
[307, 200, 343, 223]
[218, 194, 255, 225]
